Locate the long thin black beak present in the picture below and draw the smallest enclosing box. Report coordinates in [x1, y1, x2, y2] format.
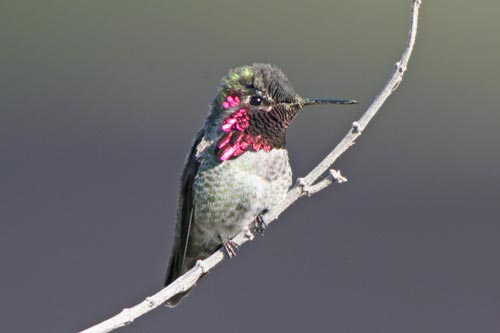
[302, 98, 358, 106]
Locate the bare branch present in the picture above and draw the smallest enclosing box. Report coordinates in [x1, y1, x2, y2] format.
[78, 1, 422, 332]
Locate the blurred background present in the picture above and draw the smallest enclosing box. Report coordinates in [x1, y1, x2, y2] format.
[1, 1, 499, 332]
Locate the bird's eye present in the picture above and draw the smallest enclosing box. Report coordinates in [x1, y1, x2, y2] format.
[249, 96, 262, 106]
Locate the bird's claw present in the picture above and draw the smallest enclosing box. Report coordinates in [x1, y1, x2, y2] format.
[253, 215, 267, 235]
[221, 239, 239, 258]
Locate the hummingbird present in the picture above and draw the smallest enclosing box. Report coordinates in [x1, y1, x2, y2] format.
[164, 63, 357, 306]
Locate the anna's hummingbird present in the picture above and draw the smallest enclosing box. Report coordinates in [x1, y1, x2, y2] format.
[164, 63, 356, 306]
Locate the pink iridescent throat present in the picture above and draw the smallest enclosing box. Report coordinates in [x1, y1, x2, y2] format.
[217, 95, 271, 161]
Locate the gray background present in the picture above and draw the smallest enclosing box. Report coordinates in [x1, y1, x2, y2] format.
[1, 1, 499, 332]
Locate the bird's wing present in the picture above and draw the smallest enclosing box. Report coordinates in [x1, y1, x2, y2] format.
[164, 129, 207, 286]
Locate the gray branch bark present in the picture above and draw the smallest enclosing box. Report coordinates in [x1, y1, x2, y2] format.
[78, 1, 422, 332]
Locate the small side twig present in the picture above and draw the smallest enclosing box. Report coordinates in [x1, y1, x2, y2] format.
[78, 1, 421, 332]
[298, 169, 348, 197]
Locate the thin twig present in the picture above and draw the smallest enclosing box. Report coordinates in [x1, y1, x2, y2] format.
[297, 169, 348, 197]
[78, 1, 421, 332]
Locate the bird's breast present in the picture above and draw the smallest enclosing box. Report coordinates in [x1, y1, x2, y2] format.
[189, 149, 292, 250]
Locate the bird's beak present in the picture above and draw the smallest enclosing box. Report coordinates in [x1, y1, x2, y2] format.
[301, 98, 358, 106]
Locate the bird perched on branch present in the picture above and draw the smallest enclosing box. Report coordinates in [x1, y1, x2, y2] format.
[164, 63, 357, 306]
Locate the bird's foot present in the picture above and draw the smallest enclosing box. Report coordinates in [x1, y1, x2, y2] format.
[253, 214, 267, 235]
[220, 237, 239, 258]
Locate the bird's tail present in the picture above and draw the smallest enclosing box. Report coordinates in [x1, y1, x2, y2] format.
[164, 289, 192, 308]
[164, 254, 197, 307]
